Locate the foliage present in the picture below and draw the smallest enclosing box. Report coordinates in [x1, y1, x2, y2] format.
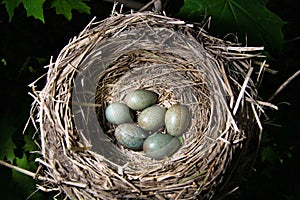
[177, 0, 286, 51]
[51, 0, 90, 20]
[0, 112, 44, 199]
[0, 114, 17, 163]
[1, 0, 90, 22]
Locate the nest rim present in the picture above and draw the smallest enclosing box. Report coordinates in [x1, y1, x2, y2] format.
[29, 11, 267, 200]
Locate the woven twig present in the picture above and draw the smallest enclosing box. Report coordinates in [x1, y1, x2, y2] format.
[28, 11, 268, 199]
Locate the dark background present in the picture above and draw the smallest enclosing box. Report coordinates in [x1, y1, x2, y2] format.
[0, 0, 299, 199]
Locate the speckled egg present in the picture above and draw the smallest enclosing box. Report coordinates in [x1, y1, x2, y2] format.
[143, 133, 181, 160]
[105, 102, 133, 125]
[138, 105, 166, 132]
[165, 104, 190, 136]
[115, 123, 148, 150]
[124, 89, 158, 111]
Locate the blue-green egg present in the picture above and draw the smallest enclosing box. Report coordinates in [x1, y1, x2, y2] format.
[165, 104, 190, 136]
[138, 105, 166, 132]
[143, 133, 181, 160]
[105, 102, 133, 125]
[124, 89, 158, 111]
[115, 123, 148, 150]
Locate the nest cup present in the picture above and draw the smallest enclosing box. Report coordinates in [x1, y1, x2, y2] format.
[30, 12, 265, 199]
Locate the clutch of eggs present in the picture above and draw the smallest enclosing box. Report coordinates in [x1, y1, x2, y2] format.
[104, 89, 190, 160]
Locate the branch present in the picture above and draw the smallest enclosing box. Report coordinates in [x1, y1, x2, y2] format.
[103, 0, 145, 10]
[139, 0, 159, 12]
[0, 160, 37, 178]
[0, 160, 87, 188]
[268, 69, 300, 102]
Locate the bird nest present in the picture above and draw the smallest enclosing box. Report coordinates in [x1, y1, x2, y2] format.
[29, 11, 267, 199]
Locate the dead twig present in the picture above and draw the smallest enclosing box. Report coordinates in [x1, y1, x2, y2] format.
[268, 69, 300, 101]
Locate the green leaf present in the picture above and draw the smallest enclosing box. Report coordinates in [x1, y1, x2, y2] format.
[23, 134, 38, 152]
[2, 0, 21, 22]
[2, 0, 44, 22]
[15, 153, 37, 171]
[21, 0, 45, 23]
[51, 0, 91, 21]
[0, 114, 17, 163]
[12, 153, 38, 198]
[178, 0, 286, 51]
[0, 137, 16, 163]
